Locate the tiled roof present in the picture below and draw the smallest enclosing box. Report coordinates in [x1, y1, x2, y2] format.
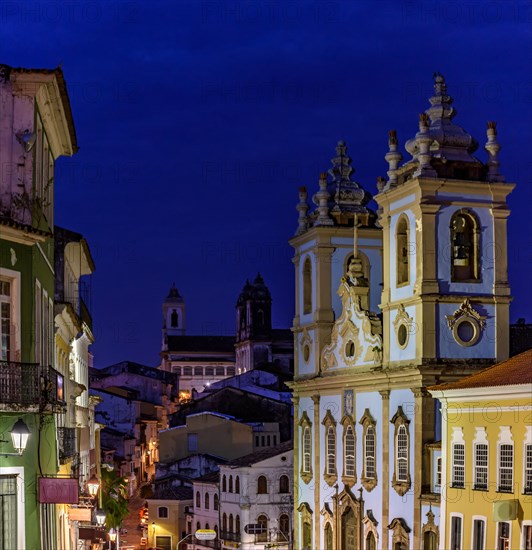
[195, 471, 220, 483]
[428, 349, 532, 391]
[150, 486, 193, 501]
[223, 441, 293, 467]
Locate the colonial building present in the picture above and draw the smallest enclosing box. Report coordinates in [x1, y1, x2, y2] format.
[0, 64, 88, 549]
[429, 349, 532, 550]
[54, 226, 101, 547]
[159, 275, 293, 401]
[290, 74, 515, 549]
[218, 442, 294, 550]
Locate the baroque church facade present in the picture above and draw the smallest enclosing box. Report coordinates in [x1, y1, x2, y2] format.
[290, 74, 514, 549]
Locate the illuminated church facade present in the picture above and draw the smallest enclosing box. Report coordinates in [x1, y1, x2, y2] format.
[290, 74, 514, 549]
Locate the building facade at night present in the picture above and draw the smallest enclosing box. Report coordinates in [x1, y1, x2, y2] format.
[0, 64, 102, 549]
[160, 275, 293, 401]
[290, 74, 515, 549]
[429, 350, 532, 550]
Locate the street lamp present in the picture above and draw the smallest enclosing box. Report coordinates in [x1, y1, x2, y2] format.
[87, 474, 100, 497]
[95, 509, 106, 527]
[1, 418, 31, 456]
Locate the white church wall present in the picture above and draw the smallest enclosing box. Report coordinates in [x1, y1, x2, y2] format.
[388, 303, 417, 362]
[437, 302, 496, 359]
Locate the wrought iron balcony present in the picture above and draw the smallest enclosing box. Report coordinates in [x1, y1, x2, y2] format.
[58, 427, 77, 462]
[0, 361, 65, 411]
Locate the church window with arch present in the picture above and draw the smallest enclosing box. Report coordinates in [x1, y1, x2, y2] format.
[396, 215, 410, 286]
[360, 408, 378, 491]
[391, 406, 411, 495]
[450, 210, 480, 282]
[303, 257, 312, 314]
[322, 410, 337, 485]
[299, 412, 313, 484]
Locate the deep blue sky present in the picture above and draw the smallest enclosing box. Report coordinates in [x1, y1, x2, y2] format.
[2, 1, 531, 367]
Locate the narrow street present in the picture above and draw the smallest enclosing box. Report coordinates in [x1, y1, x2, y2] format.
[117, 492, 148, 550]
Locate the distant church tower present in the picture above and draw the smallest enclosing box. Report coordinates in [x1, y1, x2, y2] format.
[235, 273, 273, 372]
[162, 283, 186, 350]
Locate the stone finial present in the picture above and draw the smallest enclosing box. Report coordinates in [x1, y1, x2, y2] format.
[313, 173, 333, 226]
[376, 176, 386, 193]
[414, 113, 436, 177]
[385, 130, 403, 187]
[295, 186, 310, 235]
[485, 121, 504, 182]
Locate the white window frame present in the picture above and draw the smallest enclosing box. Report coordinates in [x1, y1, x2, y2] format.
[494, 521, 511, 550]
[523, 427, 532, 495]
[396, 425, 408, 482]
[450, 427, 465, 489]
[497, 426, 514, 492]
[471, 515, 486, 550]
[452, 442, 465, 488]
[435, 455, 442, 492]
[449, 513, 463, 550]
[522, 520, 532, 550]
[0, 269, 21, 362]
[0, 467, 25, 549]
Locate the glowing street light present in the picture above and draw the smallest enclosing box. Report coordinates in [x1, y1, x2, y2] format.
[10, 418, 30, 455]
[87, 474, 100, 497]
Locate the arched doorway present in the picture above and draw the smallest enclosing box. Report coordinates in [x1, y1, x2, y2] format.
[341, 507, 357, 550]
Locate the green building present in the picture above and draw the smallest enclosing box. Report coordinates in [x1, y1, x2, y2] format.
[0, 64, 78, 549]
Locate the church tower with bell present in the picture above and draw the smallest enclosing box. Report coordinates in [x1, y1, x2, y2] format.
[162, 283, 186, 350]
[290, 74, 515, 550]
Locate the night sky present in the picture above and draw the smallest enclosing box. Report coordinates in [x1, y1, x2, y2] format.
[2, 1, 531, 367]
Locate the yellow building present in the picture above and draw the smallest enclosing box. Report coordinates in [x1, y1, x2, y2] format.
[429, 349, 532, 550]
[147, 486, 192, 550]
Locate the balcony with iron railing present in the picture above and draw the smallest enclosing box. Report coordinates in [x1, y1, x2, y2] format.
[0, 361, 65, 412]
[58, 427, 77, 463]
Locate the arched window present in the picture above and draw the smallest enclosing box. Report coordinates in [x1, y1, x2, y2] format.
[196, 491, 201, 508]
[303, 258, 312, 314]
[390, 406, 411, 495]
[344, 425, 355, 478]
[196, 521, 201, 531]
[158, 506, 168, 518]
[257, 475, 268, 494]
[326, 426, 336, 476]
[171, 309, 178, 327]
[235, 476, 240, 494]
[279, 514, 290, 539]
[257, 515, 268, 543]
[300, 411, 313, 484]
[236, 515, 241, 534]
[366, 532, 377, 550]
[451, 210, 480, 281]
[397, 426, 408, 482]
[205, 523, 210, 531]
[213, 493, 219, 510]
[229, 475, 233, 493]
[365, 426, 376, 479]
[222, 513, 227, 533]
[229, 514, 234, 533]
[279, 475, 289, 493]
[396, 215, 410, 286]
[423, 531, 437, 550]
[303, 426, 311, 473]
[204, 492, 210, 510]
[222, 475, 227, 492]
